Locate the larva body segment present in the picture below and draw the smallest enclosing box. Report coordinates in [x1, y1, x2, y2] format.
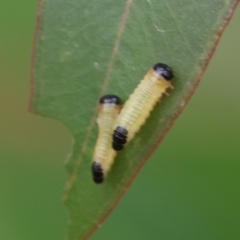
[112, 63, 174, 151]
[92, 95, 121, 184]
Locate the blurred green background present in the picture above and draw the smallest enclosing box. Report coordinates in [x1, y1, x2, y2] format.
[0, 1, 239, 240]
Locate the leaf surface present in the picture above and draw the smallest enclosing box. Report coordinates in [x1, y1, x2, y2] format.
[30, 0, 239, 239]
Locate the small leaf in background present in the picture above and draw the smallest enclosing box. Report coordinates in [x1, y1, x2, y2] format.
[30, 0, 239, 239]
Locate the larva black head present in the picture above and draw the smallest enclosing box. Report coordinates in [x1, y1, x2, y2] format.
[112, 126, 128, 151]
[153, 63, 174, 81]
[115, 126, 128, 136]
[112, 142, 124, 151]
[99, 94, 121, 105]
[91, 162, 104, 184]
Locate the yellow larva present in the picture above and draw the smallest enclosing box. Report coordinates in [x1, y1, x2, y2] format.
[112, 63, 174, 151]
[92, 95, 121, 184]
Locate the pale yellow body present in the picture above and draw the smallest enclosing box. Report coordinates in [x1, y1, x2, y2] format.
[114, 69, 172, 142]
[93, 103, 121, 175]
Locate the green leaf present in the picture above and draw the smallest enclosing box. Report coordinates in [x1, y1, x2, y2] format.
[30, 0, 239, 239]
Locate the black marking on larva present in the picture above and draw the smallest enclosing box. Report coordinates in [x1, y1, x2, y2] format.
[91, 161, 104, 184]
[153, 63, 174, 81]
[112, 126, 128, 151]
[112, 142, 123, 151]
[99, 94, 121, 105]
